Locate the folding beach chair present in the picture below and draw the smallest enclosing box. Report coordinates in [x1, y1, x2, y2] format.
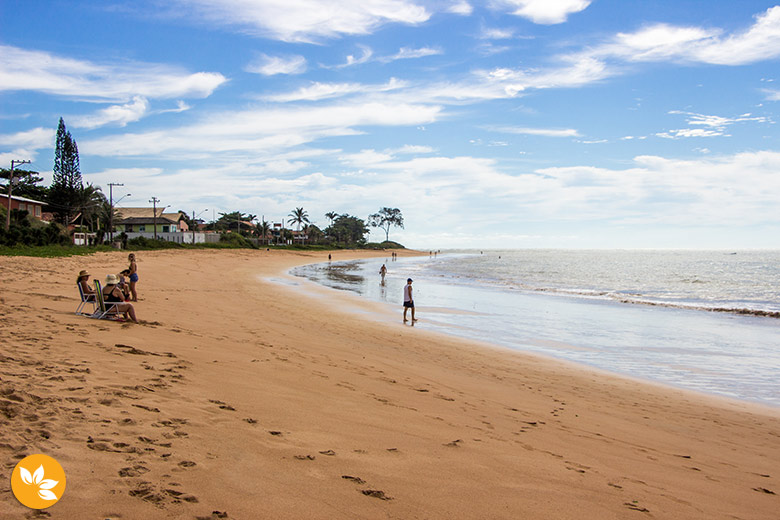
[75, 283, 97, 316]
[91, 280, 122, 320]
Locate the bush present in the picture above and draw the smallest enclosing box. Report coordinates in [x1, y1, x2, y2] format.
[127, 236, 183, 250]
[218, 232, 256, 249]
[0, 221, 70, 247]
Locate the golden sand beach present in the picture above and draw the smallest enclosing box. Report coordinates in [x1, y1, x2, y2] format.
[1, 249, 778, 519]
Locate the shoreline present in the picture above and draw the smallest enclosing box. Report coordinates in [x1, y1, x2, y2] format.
[291, 254, 780, 408]
[1, 249, 778, 519]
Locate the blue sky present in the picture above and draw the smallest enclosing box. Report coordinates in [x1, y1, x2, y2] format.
[2, 0, 780, 248]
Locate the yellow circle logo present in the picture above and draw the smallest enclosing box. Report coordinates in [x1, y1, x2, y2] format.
[11, 454, 66, 509]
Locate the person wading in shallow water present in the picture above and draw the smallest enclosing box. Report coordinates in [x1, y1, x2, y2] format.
[403, 278, 417, 323]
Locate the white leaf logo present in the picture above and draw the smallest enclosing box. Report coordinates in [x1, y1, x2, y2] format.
[18, 464, 59, 501]
[20, 467, 33, 485]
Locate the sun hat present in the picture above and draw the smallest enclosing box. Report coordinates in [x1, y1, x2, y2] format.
[105, 273, 119, 285]
[78, 270, 90, 277]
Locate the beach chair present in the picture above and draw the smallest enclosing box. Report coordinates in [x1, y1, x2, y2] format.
[91, 280, 122, 320]
[76, 283, 97, 316]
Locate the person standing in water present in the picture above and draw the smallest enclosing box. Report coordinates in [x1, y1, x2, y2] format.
[379, 263, 387, 284]
[403, 278, 417, 323]
[127, 253, 139, 302]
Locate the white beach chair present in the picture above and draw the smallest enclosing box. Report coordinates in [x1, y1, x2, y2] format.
[76, 283, 97, 316]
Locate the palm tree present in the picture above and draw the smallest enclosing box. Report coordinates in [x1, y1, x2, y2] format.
[79, 183, 106, 236]
[288, 207, 310, 245]
[325, 211, 338, 226]
[256, 219, 271, 245]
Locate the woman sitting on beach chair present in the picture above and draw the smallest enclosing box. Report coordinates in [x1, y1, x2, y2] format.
[77, 270, 96, 301]
[76, 269, 98, 315]
[102, 274, 139, 323]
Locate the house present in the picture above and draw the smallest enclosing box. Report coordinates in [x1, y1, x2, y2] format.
[0, 194, 45, 220]
[117, 216, 178, 234]
[114, 207, 188, 234]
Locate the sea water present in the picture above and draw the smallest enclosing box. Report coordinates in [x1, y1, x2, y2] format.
[291, 250, 780, 407]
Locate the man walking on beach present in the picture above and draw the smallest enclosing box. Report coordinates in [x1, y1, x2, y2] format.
[403, 278, 417, 323]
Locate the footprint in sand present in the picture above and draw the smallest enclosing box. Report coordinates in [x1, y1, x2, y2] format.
[208, 399, 236, 411]
[361, 489, 393, 500]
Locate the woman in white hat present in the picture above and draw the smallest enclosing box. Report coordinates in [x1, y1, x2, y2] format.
[102, 274, 138, 323]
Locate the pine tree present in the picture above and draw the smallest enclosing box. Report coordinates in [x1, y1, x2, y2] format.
[48, 117, 83, 225]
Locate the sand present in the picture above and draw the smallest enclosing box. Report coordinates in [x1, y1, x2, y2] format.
[1, 248, 778, 519]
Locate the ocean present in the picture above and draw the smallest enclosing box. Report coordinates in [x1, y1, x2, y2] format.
[291, 250, 780, 407]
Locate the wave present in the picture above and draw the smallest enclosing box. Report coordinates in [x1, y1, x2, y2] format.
[430, 274, 780, 319]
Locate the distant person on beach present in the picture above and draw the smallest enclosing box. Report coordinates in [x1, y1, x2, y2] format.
[379, 264, 387, 284]
[77, 270, 96, 301]
[103, 274, 138, 323]
[403, 278, 417, 323]
[127, 253, 138, 301]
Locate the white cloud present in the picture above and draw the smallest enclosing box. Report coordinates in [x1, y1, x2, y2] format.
[0, 44, 227, 102]
[379, 46, 443, 62]
[326, 45, 374, 69]
[656, 128, 726, 139]
[493, 0, 592, 24]
[581, 6, 780, 66]
[173, 0, 430, 43]
[448, 1, 472, 15]
[766, 89, 780, 101]
[655, 110, 771, 139]
[245, 54, 307, 75]
[0, 127, 55, 165]
[81, 102, 443, 158]
[392, 144, 435, 154]
[0, 127, 54, 150]
[479, 27, 516, 40]
[489, 126, 580, 137]
[263, 78, 407, 102]
[71, 96, 151, 129]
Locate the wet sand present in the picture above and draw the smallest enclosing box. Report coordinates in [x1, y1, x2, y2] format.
[1, 249, 778, 519]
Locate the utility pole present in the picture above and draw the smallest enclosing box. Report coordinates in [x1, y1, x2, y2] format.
[150, 196, 160, 240]
[107, 182, 124, 243]
[192, 208, 207, 245]
[5, 159, 31, 231]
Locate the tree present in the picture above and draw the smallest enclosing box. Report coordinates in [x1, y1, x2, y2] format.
[368, 207, 404, 242]
[77, 183, 106, 236]
[255, 219, 271, 245]
[215, 211, 255, 234]
[0, 168, 47, 201]
[325, 211, 338, 226]
[48, 118, 83, 225]
[287, 207, 310, 244]
[326, 214, 368, 246]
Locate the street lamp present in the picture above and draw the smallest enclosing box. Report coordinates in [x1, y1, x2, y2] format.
[192, 209, 208, 245]
[5, 159, 31, 231]
[108, 182, 129, 244]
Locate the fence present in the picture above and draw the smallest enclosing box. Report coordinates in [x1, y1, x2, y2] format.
[124, 232, 209, 244]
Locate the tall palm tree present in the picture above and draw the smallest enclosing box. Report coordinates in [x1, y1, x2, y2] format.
[256, 219, 271, 245]
[325, 211, 338, 226]
[288, 207, 310, 245]
[79, 183, 106, 233]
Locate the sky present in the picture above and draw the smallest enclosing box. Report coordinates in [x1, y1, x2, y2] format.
[2, 0, 780, 249]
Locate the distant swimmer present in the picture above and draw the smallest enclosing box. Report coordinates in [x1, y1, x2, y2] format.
[379, 263, 387, 284]
[403, 278, 417, 323]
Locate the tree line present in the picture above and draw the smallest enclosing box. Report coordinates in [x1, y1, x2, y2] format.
[2, 118, 405, 248]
